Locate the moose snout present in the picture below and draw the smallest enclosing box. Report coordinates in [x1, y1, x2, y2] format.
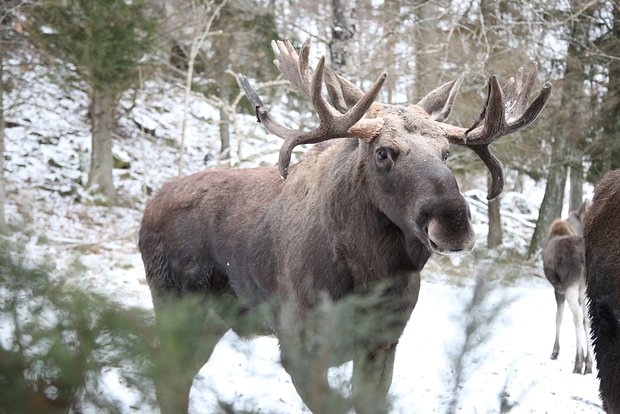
[416, 188, 475, 255]
[427, 213, 476, 255]
[412, 164, 476, 255]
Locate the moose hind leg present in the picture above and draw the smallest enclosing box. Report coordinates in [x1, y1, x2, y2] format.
[551, 290, 565, 360]
[151, 295, 229, 414]
[566, 285, 587, 374]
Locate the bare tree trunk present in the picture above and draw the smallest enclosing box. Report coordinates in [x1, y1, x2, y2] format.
[528, 10, 589, 259]
[88, 90, 117, 203]
[527, 135, 568, 259]
[569, 163, 583, 212]
[329, 0, 355, 75]
[385, 29, 394, 104]
[177, 0, 229, 176]
[480, 0, 504, 248]
[487, 173, 502, 248]
[178, 52, 195, 176]
[383, 0, 399, 104]
[0, 49, 6, 233]
[219, 106, 230, 158]
[413, 3, 435, 101]
[598, 6, 620, 178]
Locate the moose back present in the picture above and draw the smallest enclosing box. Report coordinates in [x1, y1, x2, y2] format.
[139, 38, 551, 414]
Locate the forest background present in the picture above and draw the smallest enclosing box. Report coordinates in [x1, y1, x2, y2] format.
[2, 0, 620, 253]
[0, 0, 619, 412]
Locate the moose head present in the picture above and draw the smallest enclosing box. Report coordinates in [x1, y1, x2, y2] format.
[240, 38, 551, 257]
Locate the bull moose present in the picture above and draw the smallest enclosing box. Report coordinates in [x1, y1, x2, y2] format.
[584, 169, 620, 413]
[139, 38, 551, 413]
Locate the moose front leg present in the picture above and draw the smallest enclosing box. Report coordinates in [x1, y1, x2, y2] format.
[350, 269, 420, 414]
[276, 298, 352, 414]
[279, 333, 351, 414]
[352, 343, 397, 414]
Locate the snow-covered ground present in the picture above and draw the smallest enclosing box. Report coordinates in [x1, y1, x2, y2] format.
[186, 273, 604, 413]
[3, 59, 604, 413]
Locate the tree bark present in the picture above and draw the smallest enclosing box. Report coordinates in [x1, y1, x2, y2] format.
[329, 0, 355, 75]
[480, 0, 504, 248]
[413, 3, 435, 101]
[177, 0, 229, 176]
[598, 6, 620, 177]
[527, 133, 569, 259]
[568, 163, 583, 213]
[382, 0, 401, 104]
[178, 50, 195, 176]
[88, 90, 116, 203]
[219, 106, 230, 158]
[0, 48, 6, 233]
[528, 15, 587, 259]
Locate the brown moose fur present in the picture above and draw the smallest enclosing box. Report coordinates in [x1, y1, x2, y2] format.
[548, 218, 577, 238]
[584, 169, 620, 413]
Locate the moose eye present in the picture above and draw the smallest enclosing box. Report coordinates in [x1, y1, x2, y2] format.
[442, 149, 450, 162]
[376, 148, 389, 162]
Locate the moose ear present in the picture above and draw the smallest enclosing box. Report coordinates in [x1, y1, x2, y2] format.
[323, 66, 366, 114]
[415, 74, 464, 122]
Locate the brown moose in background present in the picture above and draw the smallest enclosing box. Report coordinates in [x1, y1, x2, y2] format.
[542, 204, 593, 375]
[584, 169, 620, 414]
[139, 38, 551, 413]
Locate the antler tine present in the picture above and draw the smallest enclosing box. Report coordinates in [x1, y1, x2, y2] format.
[341, 71, 388, 127]
[501, 67, 521, 112]
[239, 74, 294, 138]
[277, 59, 386, 178]
[507, 63, 536, 123]
[272, 39, 313, 101]
[448, 62, 552, 146]
[443, 62, 552, 199]
[273, 39, 338, 121]
[240, 38, 387, 179]
[309, 56, 340, 123]
[467, 75, 506, 145]
[471, 145, 504, 201]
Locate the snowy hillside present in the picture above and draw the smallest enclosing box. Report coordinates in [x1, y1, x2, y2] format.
[3, 61, 604, 413]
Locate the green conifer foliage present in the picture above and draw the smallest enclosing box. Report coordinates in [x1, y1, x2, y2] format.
[30, 0, 155, 94]
[29, 0, 155, 202]
[0, 241, 157, 412]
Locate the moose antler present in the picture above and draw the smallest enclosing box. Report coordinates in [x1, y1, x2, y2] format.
[441, 63, 552, 200]
[239, 38, 386, 178]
